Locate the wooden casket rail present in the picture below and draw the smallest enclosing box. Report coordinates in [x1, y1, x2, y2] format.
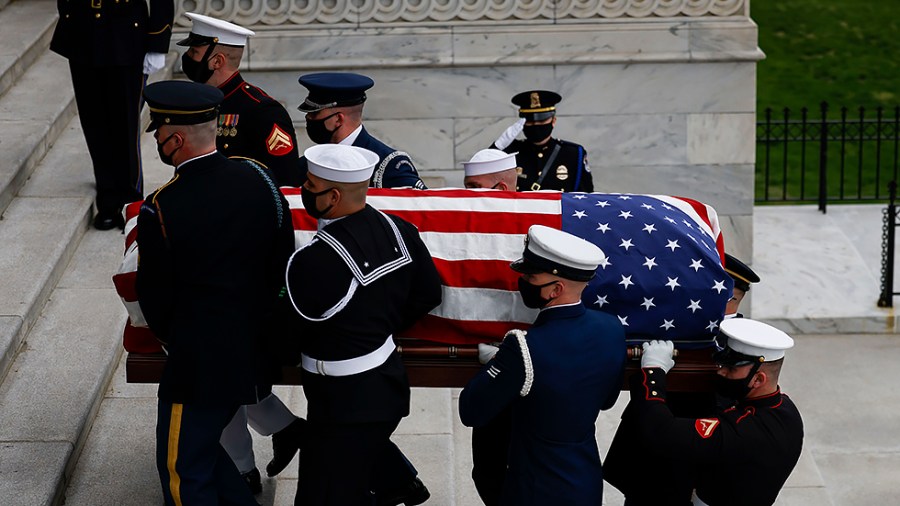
[126, 339, 718, 391]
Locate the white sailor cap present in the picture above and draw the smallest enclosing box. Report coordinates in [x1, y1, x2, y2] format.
[462, 149, 518, 177]
[304, 144, 379, 184]
[511, 225, 605, 282]
[177, 13, 255, 48]
[715, 319, 794, 364]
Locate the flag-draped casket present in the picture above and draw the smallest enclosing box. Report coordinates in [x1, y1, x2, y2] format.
[115, 188, 732, 354]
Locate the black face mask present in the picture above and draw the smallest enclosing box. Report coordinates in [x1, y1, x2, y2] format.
[305, 112, 340, 145]
[156, 133, 179, 167]
[714, 371, 756, 402]
[181, 44, 217, 84]
[301, 186, 336, 219]
[523, 123, 553, 144]
[517, 277, 558, 309]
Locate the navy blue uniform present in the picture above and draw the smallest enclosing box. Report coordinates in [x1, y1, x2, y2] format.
[51, 0, 174, 217]
[217, 72, 302, 187]
[298, 127, 425, 189]
[496, 138, 592, 192]
[605, 369, 804, 506]
[460, 303, 625, 506]
[136, 153, 294, 504]
[285, 205, 441, 505]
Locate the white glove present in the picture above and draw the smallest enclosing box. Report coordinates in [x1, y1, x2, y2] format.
[641, 340, 675, 373]
[478, 343, 500, 364]
[493, 118, 525, 150]
[143, 52, 167, 75]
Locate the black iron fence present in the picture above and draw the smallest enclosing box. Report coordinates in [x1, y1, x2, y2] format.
[756, 102, 900, 212]
[879, 181, 899, 307]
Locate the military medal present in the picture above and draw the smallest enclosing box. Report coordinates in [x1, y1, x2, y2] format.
[218, 114, 239, 137]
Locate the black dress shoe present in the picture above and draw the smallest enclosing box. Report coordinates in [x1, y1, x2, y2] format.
[242, 467, 263, 495]
[377, 477, 431, 506]
[93, 211, 125, 231]
[266, 417, 307, 477]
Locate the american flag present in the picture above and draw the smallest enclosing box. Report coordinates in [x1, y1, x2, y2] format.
[281, 188, 732, 350]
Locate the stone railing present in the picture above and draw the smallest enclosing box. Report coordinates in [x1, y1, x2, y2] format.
[175, 0, 748, 27]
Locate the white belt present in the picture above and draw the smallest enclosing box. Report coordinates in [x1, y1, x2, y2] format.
[301, 335, 395, 377]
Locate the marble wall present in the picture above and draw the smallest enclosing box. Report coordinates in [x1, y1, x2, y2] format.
[169, 9, 762, 260]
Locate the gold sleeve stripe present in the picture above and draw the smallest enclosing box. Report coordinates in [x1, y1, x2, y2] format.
[166, 403, 184, 506]
[148, 23, 171, 35]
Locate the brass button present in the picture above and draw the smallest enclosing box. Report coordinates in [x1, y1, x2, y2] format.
[65, 14, 69, 18]
[648, 369, 654, 374]
[134, 23, 139, 27]
[223, 144, 229, 149]
[537, 153, 543, 158]
[651, 380, 656, 384]
[651, 391, 658, 396]
[95, 13, 100, 18]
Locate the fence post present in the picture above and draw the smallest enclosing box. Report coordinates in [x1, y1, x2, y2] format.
[879, 180, 897, 307]
[818, 101, 828, 213]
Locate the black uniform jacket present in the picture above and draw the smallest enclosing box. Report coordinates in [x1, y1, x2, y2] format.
[496, 138, 593, 192]
[217, 72, 302, 187]
[285, 205, 441, 423]
[298, 127, 426, 189]
[136, 153, 295, 407]
[606, 368, 804, 506]
[51, 0, 174, 66]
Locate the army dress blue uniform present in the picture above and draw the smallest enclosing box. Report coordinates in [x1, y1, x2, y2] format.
[51, 0, 174, 226]
[502, 138, 592, 192]
[136, 85, 295, 504]
[285, 204, 442, 505]
[459, 302, 626, 506]
[217, 72, 302, 187]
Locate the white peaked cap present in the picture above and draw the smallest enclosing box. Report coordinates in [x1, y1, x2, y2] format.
[719, 319, 794, 362]
[304, 144, 379, 183]
[511, 225, 606, 281]
[184, 12, 255, 47]
[462, 149, 518, 177]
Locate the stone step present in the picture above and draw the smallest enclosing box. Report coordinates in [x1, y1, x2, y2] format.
[0, 0, 57, 100]
[0, 49, 76, 217]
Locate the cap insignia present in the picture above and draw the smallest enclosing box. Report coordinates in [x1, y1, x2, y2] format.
[530, 92, 541, 108]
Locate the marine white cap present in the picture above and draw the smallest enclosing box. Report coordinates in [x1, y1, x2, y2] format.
[511, 225, 606, 281]
[718, 319, 794, 362]
[181, 12, 255, 47]
[304, 144, 379, 184]
[462, 149, 518, 177]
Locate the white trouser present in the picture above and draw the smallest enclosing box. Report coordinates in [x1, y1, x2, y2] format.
[220, 393, 296, 473]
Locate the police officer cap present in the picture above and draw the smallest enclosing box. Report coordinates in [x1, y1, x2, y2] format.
[176, 12, 255, 48]
[462, 149, 518, 177]
[297, 73, 374, 113]
[511, 225, 605, 282]
[143, 81, 223, 132]
[713, 319, 794, 366]
[511, 90, 562, 122]
[725, 253, 760, 292]
[304, 144, 379, 183]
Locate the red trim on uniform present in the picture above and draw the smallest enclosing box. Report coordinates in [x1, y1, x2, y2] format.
[736, 406, 756, 424]
[220, 72, 242, 100]
[641, 368, 665, 402]
[240, 87, 262, 103]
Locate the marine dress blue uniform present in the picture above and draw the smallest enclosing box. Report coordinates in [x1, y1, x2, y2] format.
[460, 301, 625, 505]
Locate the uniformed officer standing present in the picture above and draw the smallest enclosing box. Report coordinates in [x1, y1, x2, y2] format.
[491, 90, 593, 192]
[135, 81, 295, 505]
[285, 144, 441, 505]
[295, 73, 426, 189]
[51, 0, 174, 230]
[177, 12, 301, 187]
[175, 12, 305, 494]
[462, 149, 519, 190]
[459, 225, 626, 506]
[724, 253, 760, 319]
[605, 320, 804, 506]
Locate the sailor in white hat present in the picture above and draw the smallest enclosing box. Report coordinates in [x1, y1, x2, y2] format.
[607, 320, 804, 506]
[463, 148, 519, 190]
[460, 224, 626, 505]
[176, 12, 301, 187]
[285, 143, 441, 505]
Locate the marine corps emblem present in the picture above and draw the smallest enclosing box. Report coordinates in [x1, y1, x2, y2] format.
[556, 165, 568, 181]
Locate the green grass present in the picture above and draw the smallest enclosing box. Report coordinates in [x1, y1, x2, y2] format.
[752, 1, 900, 202]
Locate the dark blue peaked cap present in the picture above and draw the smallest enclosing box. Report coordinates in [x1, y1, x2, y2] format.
[143, 81, 223, 132]
[297, 72, 374, 113]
